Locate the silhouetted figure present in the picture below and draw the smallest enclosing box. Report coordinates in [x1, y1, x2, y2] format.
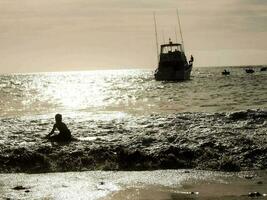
[222, 69, 230, 75]
[46, 114, 71, 142]
[189, 55, 194, 64]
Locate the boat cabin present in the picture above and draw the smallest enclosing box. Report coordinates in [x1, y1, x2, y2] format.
[159, 41, 186, 65]
[160, 42, 183, 54]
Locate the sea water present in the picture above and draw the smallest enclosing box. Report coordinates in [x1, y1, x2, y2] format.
[1, 67, 266, 118]
[0, 66, 266, 173]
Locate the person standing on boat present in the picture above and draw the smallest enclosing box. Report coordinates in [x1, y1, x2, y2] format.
[189, 55, 194, 64]
[190, 55, 194, 62]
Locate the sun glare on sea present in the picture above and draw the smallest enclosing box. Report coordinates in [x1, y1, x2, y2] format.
[33, 71, 110, 112]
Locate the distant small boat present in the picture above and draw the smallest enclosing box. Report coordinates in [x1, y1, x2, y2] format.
[260, 67, 267, 71]
[245, 69, 254, 74]
[222, 70, 230, 75]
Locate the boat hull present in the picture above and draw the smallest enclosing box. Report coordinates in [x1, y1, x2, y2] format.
[155, 64, 192, 81]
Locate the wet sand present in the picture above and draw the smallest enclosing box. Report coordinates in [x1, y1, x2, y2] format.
[0, 170, 266, 200]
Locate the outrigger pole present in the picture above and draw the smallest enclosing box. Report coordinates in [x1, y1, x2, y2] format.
[175, 28, 178, 43]
[176, 9, 185, 52]
[153, 12, 159, 63]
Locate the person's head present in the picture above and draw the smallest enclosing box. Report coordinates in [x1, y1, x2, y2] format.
[55, 114, 62, 123]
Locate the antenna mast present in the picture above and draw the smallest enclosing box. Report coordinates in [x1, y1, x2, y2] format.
[162, 30, 165, 44]
[175, 28, 178, 43]
[153, 12, 159, 63]
[176, 9, 185, 52]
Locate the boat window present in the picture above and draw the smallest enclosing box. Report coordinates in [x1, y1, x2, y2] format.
[161, 45, 182, 53]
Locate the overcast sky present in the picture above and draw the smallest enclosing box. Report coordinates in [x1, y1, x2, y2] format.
[0, 0, 266, 73]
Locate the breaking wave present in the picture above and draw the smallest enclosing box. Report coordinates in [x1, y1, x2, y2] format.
[0, 109, 266, 173]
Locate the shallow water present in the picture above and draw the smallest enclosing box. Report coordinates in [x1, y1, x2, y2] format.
[0, 67, 266, 173]
[0, 109, 266, 172]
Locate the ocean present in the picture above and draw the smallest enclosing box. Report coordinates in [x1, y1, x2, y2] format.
[1, 66, 267, 118]
[0, 66, 266, 173]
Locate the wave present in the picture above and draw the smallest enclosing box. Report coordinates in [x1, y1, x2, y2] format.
[0, 109, 266, 173]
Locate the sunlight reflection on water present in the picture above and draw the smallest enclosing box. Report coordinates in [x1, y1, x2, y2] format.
[0, 67, 266, 118]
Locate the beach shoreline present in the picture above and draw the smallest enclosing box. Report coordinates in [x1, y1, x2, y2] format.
[0, 169, 266, 200]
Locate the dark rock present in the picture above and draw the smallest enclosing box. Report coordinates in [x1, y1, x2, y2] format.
[13, 186, 27, 190]
[248, 192, 262, 197]
[190, 192, 199, 195]
[229, 111, 248, 120]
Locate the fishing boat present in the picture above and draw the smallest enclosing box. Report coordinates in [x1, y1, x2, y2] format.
[154, 40, 193, 81]
[245, 68, 254, 74]
[153, 10, 193, 81]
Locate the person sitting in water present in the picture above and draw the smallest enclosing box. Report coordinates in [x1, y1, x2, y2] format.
[46, 114, 71, 141]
